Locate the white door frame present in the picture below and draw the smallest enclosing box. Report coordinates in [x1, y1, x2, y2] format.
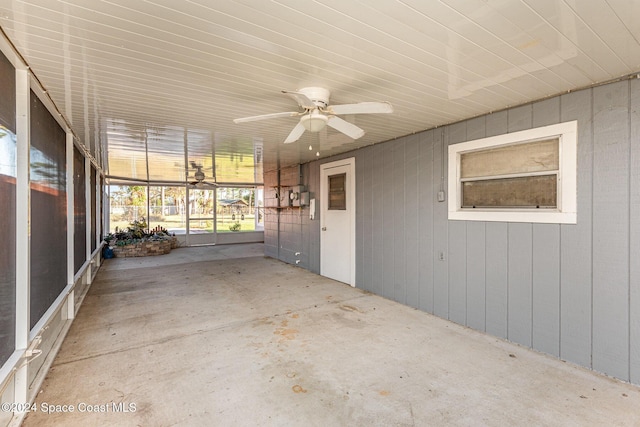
[320, 157, 356, 286]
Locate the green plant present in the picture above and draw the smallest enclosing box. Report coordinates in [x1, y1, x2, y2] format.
[105, 218, 175, 246]
[228, 222, 241, 232]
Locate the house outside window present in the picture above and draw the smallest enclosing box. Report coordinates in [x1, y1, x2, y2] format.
[448, 121, 577, 224]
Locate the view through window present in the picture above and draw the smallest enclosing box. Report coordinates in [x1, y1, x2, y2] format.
[109, 184, 264, 235]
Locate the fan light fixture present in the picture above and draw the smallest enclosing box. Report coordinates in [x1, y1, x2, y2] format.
[300, 111, 328, 132]
[233, 86, 393, 144]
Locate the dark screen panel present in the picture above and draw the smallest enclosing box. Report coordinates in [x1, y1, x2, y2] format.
[30, 91, 67, 328]
[74, 146, 86, 273]
[0, 51, 15, 133]
[100, 175, 104, 241]
[91, 165, 97, 252]
[0, 50, 16, 366]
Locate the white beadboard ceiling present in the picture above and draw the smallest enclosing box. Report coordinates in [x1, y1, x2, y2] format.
[1, 0, 639, 183]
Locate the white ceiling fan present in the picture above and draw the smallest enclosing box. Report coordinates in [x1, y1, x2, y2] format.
[233, 87, 393, 143]
[187, 162, 217, 188]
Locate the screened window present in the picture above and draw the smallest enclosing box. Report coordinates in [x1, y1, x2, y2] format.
[328, 173, 346, 210]
[0, 49, 16, 366]
[448, 121, 577, 224]
[74, 146, 86, 274]
[216, 187, 260, 232]
[30, 91, 67, 328]
[460, 138, 559, 208]
[109, 184, 147, 232]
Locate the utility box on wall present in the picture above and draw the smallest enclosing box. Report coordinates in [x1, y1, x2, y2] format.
[300, 191, 310, 207]
[290, 185, 307, 207]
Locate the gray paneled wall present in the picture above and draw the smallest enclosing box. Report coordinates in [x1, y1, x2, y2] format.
[264, 78, 640, 385]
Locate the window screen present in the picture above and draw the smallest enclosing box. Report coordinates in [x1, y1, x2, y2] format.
[0, 50, 16, 366]
[328, 173, 346, 210]
[460, 138, 559, 209]
[74, 146, 86, 273]
[91, 166, 97, 252]
[30, 90, 67, 328]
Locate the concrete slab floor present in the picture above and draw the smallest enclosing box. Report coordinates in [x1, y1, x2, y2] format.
[22, 244, 640, 426]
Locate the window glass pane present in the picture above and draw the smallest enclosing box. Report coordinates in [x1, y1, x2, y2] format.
[216, 187, 256, 232]
[106, 120, 147, 180]
[147, 126, 186, 182]
[461, 138, 559, 179]
[109, 184, 147, 232]
[328, 173, 346, 210]
[30, 91, 67, 328]
[462, 175, 557, 208]
[74, 147, 86, 273]
[149, 186, 186, 235]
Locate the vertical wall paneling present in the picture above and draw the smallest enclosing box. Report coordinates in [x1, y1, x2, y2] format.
[559, 89, 593, 368]
[532, 224, 561, 356]
[309, 161, 321, 274]
[532, 97, 562, 357]
[382, 142, 395, 300]
[592, 81, 630, 380]
[506, 105, 533, 347]
[507, 223, 533, 347]
[300, 163, 311, 269]
[486, 110, 508, 138]
[393, 140, 406, 303]
[371, 143, 384, 296]
[355, 152, 364, 285]
[630, 78, 640, 384]
[507, 104, 533, 133]
[404, 135, 419, 308]
[447, 121, 467, 325]
[418, 131, 434, 312]
[485, 222, 509, 338]
[465, 116, 487, 331]
[466, 222, 486, 331]
[432, 129, 448, 318]
[533, 97, 561, 127]
[485, 111, 510, 338]
[359, 147, 374, 291]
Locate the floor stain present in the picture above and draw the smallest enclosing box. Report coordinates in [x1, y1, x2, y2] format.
[379, 390, 390, 396]
[290, 313, 299, 319]
[253, 317, 274, 327]
[274, 328, 298, 340]
[340, 305, 363, 313]
[292, 385, 307, 393]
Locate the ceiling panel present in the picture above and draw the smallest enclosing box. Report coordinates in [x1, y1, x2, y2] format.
[0, 0, 639, 181]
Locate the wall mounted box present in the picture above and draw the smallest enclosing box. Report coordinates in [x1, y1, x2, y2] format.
[300, 191, 310, 206]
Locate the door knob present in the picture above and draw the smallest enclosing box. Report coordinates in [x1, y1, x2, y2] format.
[322, 227, 327, 231]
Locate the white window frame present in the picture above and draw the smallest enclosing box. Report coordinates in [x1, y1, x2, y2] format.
[448, 120, 577, 224]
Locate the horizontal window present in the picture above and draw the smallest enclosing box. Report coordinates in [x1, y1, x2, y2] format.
[448, 121, 577, 224]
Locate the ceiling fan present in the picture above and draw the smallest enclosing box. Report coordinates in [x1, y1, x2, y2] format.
[233, 87, 393, 143]
[187, 162, 217, 188]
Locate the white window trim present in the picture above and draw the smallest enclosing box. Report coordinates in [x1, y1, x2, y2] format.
[448, 120, 577, 224]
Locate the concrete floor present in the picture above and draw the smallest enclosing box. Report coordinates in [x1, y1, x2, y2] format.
[23, 243, 640, 426]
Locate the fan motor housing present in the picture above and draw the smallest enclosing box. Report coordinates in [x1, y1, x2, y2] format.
[298, 86, 330, 108]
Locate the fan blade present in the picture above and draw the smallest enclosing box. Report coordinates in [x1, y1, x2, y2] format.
[327, 116, 365, 140]
[284, 122, 306, 144]
[282, 90, 316, 109]
[327, 101, 393, 115]
[233, 111, 299, 123]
